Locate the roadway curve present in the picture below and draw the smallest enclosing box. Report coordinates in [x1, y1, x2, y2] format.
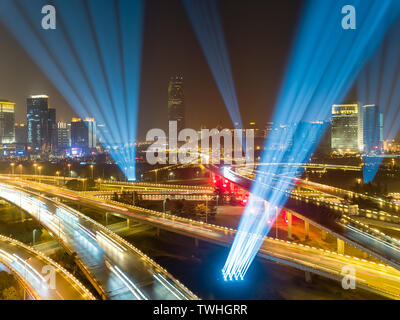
[0, 234, 95, 300]
[0, 180, 198, 300]
[208, 165, 400, 271]
[5, 177, 400, 299]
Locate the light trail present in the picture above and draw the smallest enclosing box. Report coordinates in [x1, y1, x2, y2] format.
[223, 0, 400, 281]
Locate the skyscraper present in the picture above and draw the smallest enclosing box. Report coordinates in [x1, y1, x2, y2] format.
[71, 118, 97, 153]
[14, 123, 27, 144]
[57, 121, 70, 151]
[48, 108, 57, 152]
[0, 100, 15, 143]
[331, 104, 362, 154]
[27, 95, 49, 151]
[168, 76, 185, 132]
[362, 105, 383, 154]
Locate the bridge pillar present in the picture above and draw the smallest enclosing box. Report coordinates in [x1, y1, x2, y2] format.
[305, 271, 312, 283]
[287, 211, 293, 240]
[304, 221, 309, 240]
[126, 219, 130, 228]
[194, 238, 199, 247]
[156, 227, 160, 237]
[321, 230, 327, 241]
[337, 239, 345, 255]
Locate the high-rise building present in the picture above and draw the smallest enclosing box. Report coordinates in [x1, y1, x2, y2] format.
[331, 104, 362, 154]
[57, 121, 70, 151]
[27, 95, 49, 151]
[48, 108, 57, 152]
[14, 123, 27, 144]
[362, 105, 383, 154]
[0, 100, 15, 143]
[168, 76, 185, 132]
[71, 118, 96, 153]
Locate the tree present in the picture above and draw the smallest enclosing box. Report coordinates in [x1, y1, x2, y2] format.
[2, 287, 20, 300]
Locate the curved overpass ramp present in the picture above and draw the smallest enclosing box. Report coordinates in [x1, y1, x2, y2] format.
[6, 178, 400, 299]
[0, 181, 198, 300]
[0, 234, 95, 300]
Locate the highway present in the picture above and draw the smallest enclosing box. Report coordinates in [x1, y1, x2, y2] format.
[232, 162, 362, 171]
[208, 165, 400, 272]
[0, 234, 95, 300]
[90, 190, 215, 202]
[0, 180, 198, 300]
[3, 177, 400, 299]
[10, 174, 214, 193]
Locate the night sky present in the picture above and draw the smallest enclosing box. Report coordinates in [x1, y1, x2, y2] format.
[0, 0, 303, 139]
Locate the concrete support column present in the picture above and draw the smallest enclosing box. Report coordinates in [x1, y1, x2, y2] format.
[156, 227, 160, 237]
[337, 238, 345, 255]
[126, 219, 130, 228]
[321, 230, 327, 241]
[304, 221, 309, 240]
[194, 238, 199, 247]
[305, 271, 312, 283]
[287, 211, 293, 240]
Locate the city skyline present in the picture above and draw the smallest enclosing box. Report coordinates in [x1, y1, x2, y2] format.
[0, 0, 303, 137]
[0, 0, 400, 306]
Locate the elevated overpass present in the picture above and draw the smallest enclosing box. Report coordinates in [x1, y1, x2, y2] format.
[0, 181, 198, 300]
[0, 234, 95, 300]
[207, 165, 400, 272]
[3, 177, 400, 299]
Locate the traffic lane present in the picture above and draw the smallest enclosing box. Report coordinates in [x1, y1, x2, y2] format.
[0, 238, 93, 300]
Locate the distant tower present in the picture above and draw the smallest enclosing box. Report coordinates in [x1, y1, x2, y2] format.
[48, 108, 57, 152]
[27, 95, 49, 152]
[71, 117, 96, 154]
[331, 104, 361, 154]
[168, 76, 185, 132]
[0, 100, 15, 143]
[362, 105, 383, 154]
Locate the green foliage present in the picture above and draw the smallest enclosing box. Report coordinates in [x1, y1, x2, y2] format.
[0, 271, 22, 300]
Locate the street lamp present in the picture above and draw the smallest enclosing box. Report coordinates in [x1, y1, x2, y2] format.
[90, 165, 94, 180]
[55, 171, 60, 185]
[33, 163, 38, 179]
[18, 164, 23, 177]
[67, 163, 72, 177]
[10, 163, 15, 175]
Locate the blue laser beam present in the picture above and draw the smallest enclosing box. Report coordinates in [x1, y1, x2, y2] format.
[0, 0, 144, 181]
[356, 18, 400, 182]
[223, 0, 400, 281]
[182, 0, 242, 129]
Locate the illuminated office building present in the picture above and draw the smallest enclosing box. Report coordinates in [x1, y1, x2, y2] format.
[27, 95, 49, 151]
[168, 76, 185, 132]
[57, 121, 70, 151]
[0, 100, 15, 143]
[48, 108, 57, 152]
[362, 104, 383, 154]
[331, 104, 362, 154]
[14, 123, 27, 144]
[71, 118, 97, 153]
